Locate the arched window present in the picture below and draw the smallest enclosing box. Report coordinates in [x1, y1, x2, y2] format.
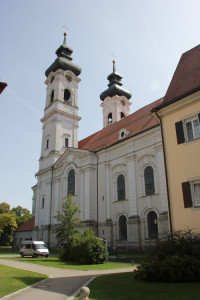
[119, 215, 127, 240]
[147, 211, 158, 239]
[51, 90, 54, 103]
[64, 89, 70, 102]
[121, 112, 125, 119]
[108, 113, 112, 124]
[144, 166, 155, 195]
[117, 174, 125, 201]
[68, 169, 75, 196]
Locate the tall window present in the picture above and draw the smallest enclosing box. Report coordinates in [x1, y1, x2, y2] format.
[46, 139, 49, 149]
[144, 166, 155, 195]
[108, 113, 112, 124]
[117, 174, 125, 201]
[51, 90, 54, 103]
[147, 211, 158, 239]
[65, 138, 68, 148]
[193, 182, 200, 207]
[186, 118, 200, 141]
[68, 169, 75, 196]
[119, 215, 127, 240]
[64, 89, 71, 102]
[41, 197, 45, 209]
[121, 112, 125, 119]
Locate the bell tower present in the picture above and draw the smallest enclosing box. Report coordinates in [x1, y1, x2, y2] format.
[39, 33, 81, 171]
[100, 60, 132, 128]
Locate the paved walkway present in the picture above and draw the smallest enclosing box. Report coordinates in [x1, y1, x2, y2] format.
[0, 258, 135, 300]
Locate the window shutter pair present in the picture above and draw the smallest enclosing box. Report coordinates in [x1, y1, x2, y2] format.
[182, 181, 192, 208]
[176, 113, 200, 144]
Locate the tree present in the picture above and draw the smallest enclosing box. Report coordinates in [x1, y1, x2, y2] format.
[53, 195, 83, 246]
[0, 202, 31, 245]
[0, 210, 17, 245]
[11, 206, 31, 227]
[0, 202, 10, 213]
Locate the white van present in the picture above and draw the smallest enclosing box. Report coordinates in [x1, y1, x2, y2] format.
[20, 241, 49, 258]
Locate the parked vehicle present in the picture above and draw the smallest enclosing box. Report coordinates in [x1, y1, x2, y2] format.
[20, 241, 49, 258]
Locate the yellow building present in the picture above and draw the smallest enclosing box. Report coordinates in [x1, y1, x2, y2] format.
[153, 45, 200, 233]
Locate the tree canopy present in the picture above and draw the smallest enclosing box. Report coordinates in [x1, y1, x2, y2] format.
[0, 202, 31, 245]
[53, 195, 83, 246]
[11, 206, 31, 227]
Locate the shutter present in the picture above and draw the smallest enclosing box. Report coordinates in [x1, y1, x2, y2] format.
[182, 181, 192, 208]
[175, 121, 185, 144]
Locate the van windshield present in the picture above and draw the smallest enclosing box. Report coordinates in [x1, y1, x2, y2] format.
[35, 244, 47, 249]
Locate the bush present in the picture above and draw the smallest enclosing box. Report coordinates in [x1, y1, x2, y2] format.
[147, 230, 200, 261]
[135, 255, 200, 282]
[59, 228, 108, 264]
[135, 230, 200, 282]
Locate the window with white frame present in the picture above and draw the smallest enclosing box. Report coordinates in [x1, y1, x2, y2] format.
[68, 169, 75, 196]
[144, 166, 155, 196]
[119, 215, 127, 240]
[117, 174, 126, 201]
[185, 118, 200, 141]
[192, 181, 200, 207]
[182, 179, 200, 208]
[175, 114, 200, 144]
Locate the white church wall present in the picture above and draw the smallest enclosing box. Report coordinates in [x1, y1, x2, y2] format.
[95, 125, 168, 250]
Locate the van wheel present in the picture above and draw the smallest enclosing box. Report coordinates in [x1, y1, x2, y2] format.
[32, 253, 37, 258]
[20, 252, 24, 258]
[45, 255, 49, 258]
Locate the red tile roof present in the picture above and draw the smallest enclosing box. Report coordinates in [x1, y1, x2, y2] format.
[78, 98, 162, 151]
[157, 44, 200, 109]
[16, 216, 35, 232]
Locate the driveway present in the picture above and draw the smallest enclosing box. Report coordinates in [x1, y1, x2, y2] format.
[0, 258, 134, 300]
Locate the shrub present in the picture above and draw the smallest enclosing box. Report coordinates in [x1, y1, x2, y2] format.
[147, 230, 200, 261]
[59, 228, 108, 264]
[135, 230, 200, 282]
[135, 255, 200, 282]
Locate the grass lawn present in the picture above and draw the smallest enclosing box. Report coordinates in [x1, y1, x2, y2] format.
[0, 264, 48, 298]
[3, 256, 133, 270]
[75, 272, 200, 300]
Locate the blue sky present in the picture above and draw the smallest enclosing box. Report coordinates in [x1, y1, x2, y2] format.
[1, 0, 200, 211]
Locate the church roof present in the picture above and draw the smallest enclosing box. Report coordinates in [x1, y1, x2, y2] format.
[16, 216, 35, 232]
[45, 33, 81, 77]
[154, 44, 200, 110]
[100, 60, 132, 101]
[0, 81, 7, 94]
[78, 98, 162, 151]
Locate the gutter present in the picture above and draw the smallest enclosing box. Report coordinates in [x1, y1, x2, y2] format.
[95, 154, 99, 237]
[154, 111, 173, 236]
[48, 165, 54, 249]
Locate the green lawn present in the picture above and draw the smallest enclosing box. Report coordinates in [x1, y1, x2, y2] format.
[3, 256, 133, 270]
[75, 272, 200, 300]
[0, 264, 48, 298]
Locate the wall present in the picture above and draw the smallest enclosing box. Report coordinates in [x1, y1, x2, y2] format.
[160, 91, 200, 232]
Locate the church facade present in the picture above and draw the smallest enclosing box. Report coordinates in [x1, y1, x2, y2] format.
[32, 33, 169, 250]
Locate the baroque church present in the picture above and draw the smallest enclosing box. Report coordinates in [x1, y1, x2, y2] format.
[31, 33, 169, 250]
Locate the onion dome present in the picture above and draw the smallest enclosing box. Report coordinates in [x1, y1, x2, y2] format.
[45, 33, 81, 77]
[100, 60, 131, 101]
